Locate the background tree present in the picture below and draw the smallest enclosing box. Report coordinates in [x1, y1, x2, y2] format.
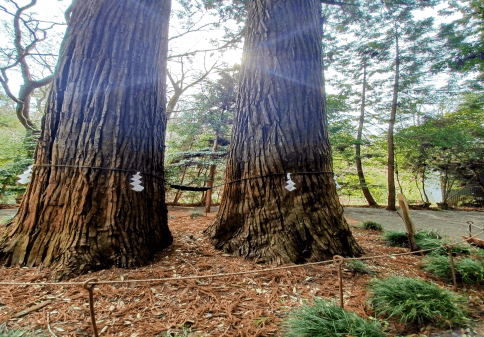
[436, 0, 484, 83]
[165, 66, 238, 207]
[206, 0, 362, 264]
[375, 2, 436, 210]
[0, 0, 172, 276]
[0, 0, 64, 132]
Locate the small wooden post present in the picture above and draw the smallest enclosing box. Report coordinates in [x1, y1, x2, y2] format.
[468, 221, 473, 238]
[448, 247, 458, 292]
[333, 256, 345, 308]
[83, 278, 99, 337]
[397, 194, 418, 251]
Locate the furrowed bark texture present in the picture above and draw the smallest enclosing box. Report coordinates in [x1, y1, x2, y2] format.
[1, 0, 172, 275]
[206, 0, 362, 264]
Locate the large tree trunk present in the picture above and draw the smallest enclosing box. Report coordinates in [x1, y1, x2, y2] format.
[205, 0, 362, 264]
[387, 27, 399, 211]
[356, 61, 378, 207]
[0, 0, 172, 276]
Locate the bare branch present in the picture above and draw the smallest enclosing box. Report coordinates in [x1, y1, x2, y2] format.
[168, 37, 242, 60]
[31, 75, 54, 89]
[0, 70, 22, 104]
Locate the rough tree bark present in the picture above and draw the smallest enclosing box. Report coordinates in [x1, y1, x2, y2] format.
[356, 61, 378, 207]
[0, 0, 172, 276]
[387, 26, 399, 211]
[205, 0, 362, 264]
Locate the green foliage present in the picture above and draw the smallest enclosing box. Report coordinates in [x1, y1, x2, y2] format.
[458, 257, 484, 283]
[435, 0, 484, 81]
[361, 221, 383, 231]
[384, 229, 470, 255]
[421, 255, 452, 281]
[346, 259, 374, 275]
[422, 255, 484, 284]
[369, 276, 469, 327]
[190, 211, 202, 219]
[384, 230, 409, 247]
[414, 229, 443, 240]
[396, 97, 484, 206]
[165, 66, 238, 204]
[283, 298, 385, 337]
[0, 97, 34, 203]
[414, 230, 470, 255]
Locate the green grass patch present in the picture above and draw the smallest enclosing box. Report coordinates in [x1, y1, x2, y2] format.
[384, 230, 409, 247]
[283, 298, 385, 337]
[189, 211, 202, 219]
[384, 230, 470, 256]
[369, 276, 469, 327]
[422, 255, 484, 284]
[361, 221, 383, 231]
[346, 259, 374, 275]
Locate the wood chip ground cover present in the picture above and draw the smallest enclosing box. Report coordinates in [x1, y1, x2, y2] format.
[0, 211, 483, 336]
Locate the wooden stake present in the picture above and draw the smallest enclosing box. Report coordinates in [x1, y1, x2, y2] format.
[468, 221, 473, 238]
[448, 247, 458, 292]
[12, 299, 53, 318]
[83, 278, 99, 337]
[333, 256, 344, 308]
[397, 194, 418, 251]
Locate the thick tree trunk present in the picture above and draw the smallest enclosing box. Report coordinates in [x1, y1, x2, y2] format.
[0, 0, 172, 276]
[205, 0, 362, 264]
[356, 62, 378, 207]
[387, 28, 399, 211]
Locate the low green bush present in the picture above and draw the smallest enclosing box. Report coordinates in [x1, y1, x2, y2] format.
[384, 230, 470, 256]
[190, 211, 202, 219]
[361, 221, 383, 231]
[347, 259, 374, 275]
[283, 298, 385, 337]
[421, 255, 453, 281]
[458, 258, 484, 283]
[422, 255, 484, 284]
[369, 276, 468, 327]
[384, 231, 409, 247]
[414, 229, 443, 240]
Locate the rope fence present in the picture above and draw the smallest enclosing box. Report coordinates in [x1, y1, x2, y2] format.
[1, 226, 483, 336]
[20, 164, 336, 193]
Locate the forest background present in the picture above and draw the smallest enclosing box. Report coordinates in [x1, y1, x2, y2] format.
[0, 0, 483, 210]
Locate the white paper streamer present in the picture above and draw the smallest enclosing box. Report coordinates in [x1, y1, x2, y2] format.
[17, 165, 33, 184]
[130, 172, 144, 192]
[285, 173, 296, 192]
[334, 175, 341, 189]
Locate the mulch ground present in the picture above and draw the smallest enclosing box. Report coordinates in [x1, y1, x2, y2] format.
[0, 210, 484, 336]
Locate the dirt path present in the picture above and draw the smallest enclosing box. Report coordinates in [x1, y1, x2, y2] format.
[343, 207, 484, 240]
[0, 209, 18, 224]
